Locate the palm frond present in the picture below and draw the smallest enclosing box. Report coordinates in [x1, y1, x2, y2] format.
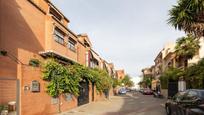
[168, 0, 204, 36]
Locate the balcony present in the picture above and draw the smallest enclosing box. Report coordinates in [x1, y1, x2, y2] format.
[41, 19, 78, 63]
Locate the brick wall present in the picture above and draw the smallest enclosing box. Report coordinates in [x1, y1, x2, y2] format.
[95, 90, 106, 102]
[77, 42, 86, 66]
[20, 65, 77, 115]
[0, 57, 17, 79]
[0, 80, 17, 105]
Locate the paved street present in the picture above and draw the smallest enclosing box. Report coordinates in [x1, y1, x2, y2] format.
[59, 92, 166, 115]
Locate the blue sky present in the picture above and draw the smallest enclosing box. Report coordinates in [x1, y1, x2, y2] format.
[52, 0, 185, 78]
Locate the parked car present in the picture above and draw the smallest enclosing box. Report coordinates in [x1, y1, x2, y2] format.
[143, 88, 153, 95]
[118, 87, 127, 95]
[165, 89, 204, 115]
[139, 88, 144, 94]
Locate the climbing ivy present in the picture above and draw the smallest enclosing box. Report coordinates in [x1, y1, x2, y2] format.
[91, 68, 113, 92]
[42, 59, 113, 97]
[42, 59, 73, 97]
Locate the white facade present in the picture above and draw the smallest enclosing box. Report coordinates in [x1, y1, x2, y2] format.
[161, 42, 176, 59]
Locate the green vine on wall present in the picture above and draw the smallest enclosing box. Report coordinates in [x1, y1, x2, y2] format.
[42, 59, 74, 97]
[42, 59, 113, 98]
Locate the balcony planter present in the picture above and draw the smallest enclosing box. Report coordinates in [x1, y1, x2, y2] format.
[29, 59, 40, 67]
[0, 50, 7, 56]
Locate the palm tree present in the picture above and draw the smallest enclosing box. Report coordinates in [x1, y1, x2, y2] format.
[175, 34, 200, 69]
[168, 0, 204, 36]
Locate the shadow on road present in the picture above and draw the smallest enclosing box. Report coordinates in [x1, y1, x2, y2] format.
[105, 92, 166, 115]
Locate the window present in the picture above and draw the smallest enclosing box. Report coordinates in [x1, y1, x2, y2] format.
[188, 91, 197, 97]
[198, 91, 204, 99]
[90, 61, 95, 68]
[54, 28, 64, 45]
[90, 60, 98, 68]
[186, 90, 198, 100]
[68, 38, 76, 52]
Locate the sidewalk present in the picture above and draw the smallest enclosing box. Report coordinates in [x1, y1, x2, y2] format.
[58, 96, 126, 115]
[58, 93, 166, 115]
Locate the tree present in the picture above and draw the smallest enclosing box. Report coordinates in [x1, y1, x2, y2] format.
[161, 67, 184, 81]
[184, 58, 204, 88]
[42, 59, 71, 113]
[90, 68, 113, 93]
[98, 70, 113, 91]
[168, 0, 204, 36]
[138, 81, 144, 88]
[175, 34, 200, 69]
[121, 75, 134, 87]
[160, 67, 184, 89]
[112, 78, 121, 88]
[139, 75, 152, 88]
[143, 76, 152, 88]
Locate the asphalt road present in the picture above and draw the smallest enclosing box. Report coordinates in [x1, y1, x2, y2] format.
[60, 92, 167, 115]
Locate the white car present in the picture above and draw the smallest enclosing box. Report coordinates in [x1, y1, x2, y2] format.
[119, 87, 127, 94]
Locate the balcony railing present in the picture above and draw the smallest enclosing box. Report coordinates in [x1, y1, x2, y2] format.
[54, 34, 65, 45]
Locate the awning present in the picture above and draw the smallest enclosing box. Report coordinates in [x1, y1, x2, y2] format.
[39, 50, 77, 64]
[90, 50, 101, 62]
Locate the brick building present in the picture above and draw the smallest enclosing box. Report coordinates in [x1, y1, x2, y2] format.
[0, 0, 116, 114]
[115, 70, 125, 80]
